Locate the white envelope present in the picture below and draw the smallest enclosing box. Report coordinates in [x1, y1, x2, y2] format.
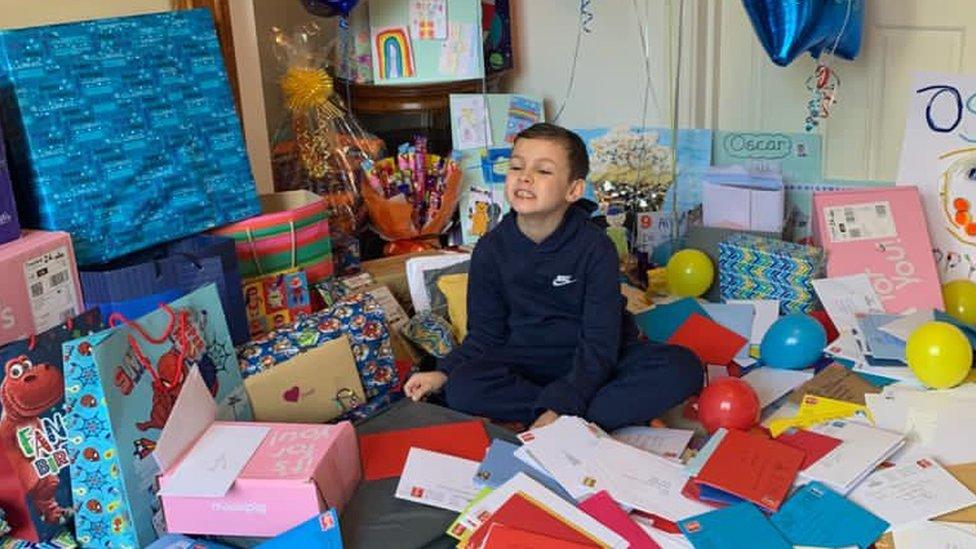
[394, 448, 482, 512]
[848, 456, 976, 527]
[590, 437, 711, 522]
[727, 299, 780, 345]
[517, 416, 602, 499]
[611, 426, 694, 462]
[812, 274, 886, 331]
[741, 367, 814, 409]
[800, 420, 906, 494]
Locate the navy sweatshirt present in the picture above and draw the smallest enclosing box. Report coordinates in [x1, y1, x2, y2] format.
[438, 203, 637, 417]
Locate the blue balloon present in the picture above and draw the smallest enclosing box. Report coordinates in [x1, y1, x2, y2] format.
[301, 0, 359, 18]
[742, 0, 864, 67]
[760, 313, 827, 369]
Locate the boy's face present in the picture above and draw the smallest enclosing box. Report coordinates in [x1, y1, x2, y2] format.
[505, 138, 584, 218]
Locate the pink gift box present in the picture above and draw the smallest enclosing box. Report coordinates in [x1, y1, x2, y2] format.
[0, 230, 83, 347]
[811, 186, 943, 313]
[159, 421, 361, 538]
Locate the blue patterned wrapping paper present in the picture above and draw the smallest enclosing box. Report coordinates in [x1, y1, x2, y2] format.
[0, 9, 259, 265]
[718, 233, 824, 314]
[237, 292, 401, 417]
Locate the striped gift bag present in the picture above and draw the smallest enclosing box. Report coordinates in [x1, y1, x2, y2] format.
[213, 190, 334, 282]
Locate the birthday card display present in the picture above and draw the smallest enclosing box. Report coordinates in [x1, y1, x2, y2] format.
[897, 72, 976, 281]
[0, 9, 259, 265]
[369, 0, 483, 84]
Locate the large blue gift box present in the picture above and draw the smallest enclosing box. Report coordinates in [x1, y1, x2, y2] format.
[0, 9, 259, 265]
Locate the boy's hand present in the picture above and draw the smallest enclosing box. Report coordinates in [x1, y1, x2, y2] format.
[404, 371, 449, 402]
[530, 409, 560, 430]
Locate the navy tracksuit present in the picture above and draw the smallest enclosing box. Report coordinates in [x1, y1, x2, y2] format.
[438, 203, 703, 430]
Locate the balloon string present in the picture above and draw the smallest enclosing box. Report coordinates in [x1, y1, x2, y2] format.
[551, 2, 587, 123]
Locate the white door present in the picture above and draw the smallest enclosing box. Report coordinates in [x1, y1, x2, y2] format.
[712, 0, 976, 181]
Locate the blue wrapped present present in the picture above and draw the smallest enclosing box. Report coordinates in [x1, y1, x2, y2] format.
[719, 233, 824, 314]
[0, 9, 259, 265]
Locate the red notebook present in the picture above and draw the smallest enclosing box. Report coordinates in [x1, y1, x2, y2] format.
[693, 429, 804, 512]
[465, 493, 601, 549]
[774, 428, 843, 470]
[480, 523, 598, 549]
[358, 420, 490, 480]
[667, 313, 748, 365]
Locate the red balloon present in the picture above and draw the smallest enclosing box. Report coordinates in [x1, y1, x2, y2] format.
[809, 310, 839, 343]
[697, 377, 761, 433]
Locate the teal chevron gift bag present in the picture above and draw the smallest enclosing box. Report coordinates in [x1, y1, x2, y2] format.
[718, 234, 824, 314]
[63, 285, 252, 548]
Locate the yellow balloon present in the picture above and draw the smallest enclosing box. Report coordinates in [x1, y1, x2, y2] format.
[666, 249, 714, 297]
[905, 321, 973, 389]
[943, 279, 976, 325]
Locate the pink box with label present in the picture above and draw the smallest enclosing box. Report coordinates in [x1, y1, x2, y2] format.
[159, 421, 361, 537]
[0, 230, 83, 347]
[811, 186, 943, 313]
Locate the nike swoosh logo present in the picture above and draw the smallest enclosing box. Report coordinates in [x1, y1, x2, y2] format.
[552, 276, 576, 287]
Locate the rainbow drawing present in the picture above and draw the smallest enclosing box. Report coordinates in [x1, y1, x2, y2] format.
[373, 26, 415, 80]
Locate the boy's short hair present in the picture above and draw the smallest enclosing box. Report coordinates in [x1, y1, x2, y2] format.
[514, 123, 590, 183]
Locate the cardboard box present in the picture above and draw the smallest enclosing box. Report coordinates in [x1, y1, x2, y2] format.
[0, 230, 83, 347]
[811, 186, 942, 314]
[157, 370, 361, 538]
[361, 250, 445, 311]
[242, 335, 367, 424]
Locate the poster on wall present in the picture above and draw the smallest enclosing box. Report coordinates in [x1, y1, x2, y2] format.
[897, 72, 976, 281]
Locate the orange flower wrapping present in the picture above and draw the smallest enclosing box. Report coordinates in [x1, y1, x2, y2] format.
[362, 156, 462, 241]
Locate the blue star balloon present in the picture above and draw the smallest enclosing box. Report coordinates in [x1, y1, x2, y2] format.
[301, 0, 359, 18]
[742, 0, 864, 67]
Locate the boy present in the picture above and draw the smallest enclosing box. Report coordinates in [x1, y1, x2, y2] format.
[404, 124, 702, 431]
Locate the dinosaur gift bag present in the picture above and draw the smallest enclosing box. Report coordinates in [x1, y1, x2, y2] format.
[0, 309, 102, 543]
[63, 284, 252, 548]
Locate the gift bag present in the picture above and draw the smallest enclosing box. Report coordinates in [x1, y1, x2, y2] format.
[63, 285, 252, 549]
[243, 270, 312, 338]
[0, 310, 102, 543]
[81, 234, 249, 345]
[213, 191, 334, 283]
[238, 292, 399, 419]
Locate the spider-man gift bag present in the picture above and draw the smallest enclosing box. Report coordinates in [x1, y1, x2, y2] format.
[63, 285, 252, 548]
[0, 309, 102, 543]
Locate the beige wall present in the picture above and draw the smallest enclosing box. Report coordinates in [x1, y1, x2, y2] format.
[0, 0, 170, 29]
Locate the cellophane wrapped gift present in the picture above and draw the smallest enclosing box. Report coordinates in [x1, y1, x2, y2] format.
[269, 23, 384, 275]
[0, 9, 259, 265]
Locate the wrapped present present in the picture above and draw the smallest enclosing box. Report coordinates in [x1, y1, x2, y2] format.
[0, 9, 259, 265]
[0, 231, 83, 348]
[238, 293, 399, 404]
[718, 233, 824, 314]
[0, 118, 19, 246]
[243, 270, 312, 338]
[0, 310, 102, 543]
[213, 191, 334, 283]
[0, 508, 10, 537]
